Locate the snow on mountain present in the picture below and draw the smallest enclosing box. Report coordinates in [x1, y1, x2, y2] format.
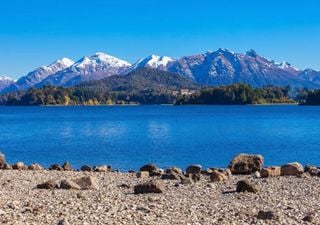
[1, 49, 320, 94]
[1, 58, 74, 93]
[122, 55, 175, 74]
[167, 49, 316, 88]
[37, 52, 131, 87]
[0, 76, 14, 92]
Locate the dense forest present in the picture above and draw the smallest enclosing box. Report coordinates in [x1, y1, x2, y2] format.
[1, 68, 320, 106]
[176, 84, 295, 105]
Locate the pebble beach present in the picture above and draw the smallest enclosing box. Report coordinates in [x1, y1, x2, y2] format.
[0, 154, 320, 225]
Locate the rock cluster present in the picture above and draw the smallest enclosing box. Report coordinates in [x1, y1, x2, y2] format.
[0, 152, 320, 224]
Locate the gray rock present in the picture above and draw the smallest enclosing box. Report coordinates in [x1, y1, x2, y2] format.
[12, 162, 27, 170]
[236, 180, 258, 193]
[62, 162, 72, 171]
[49, 164, 63, 171]
[186, 165, 202, 174]
[134, 180, 165, 194]
[37, 180, 59, 189]
[60, 179, 81, 190]
[136, 171, 149, 178]
[28, 163, 43, 171]
[73, 176, 98, 190]
[257, 210, 278, 220]
[80, 165, 92, 172]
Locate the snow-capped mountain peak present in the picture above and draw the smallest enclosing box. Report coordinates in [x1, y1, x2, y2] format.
[56, 57, 75, 67]
[0, 75, 13, 81]
[72, 52, 131, 71]
[276, 61, 300, 72]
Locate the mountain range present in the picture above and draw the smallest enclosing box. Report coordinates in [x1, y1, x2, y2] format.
[1, 49, 320, 94]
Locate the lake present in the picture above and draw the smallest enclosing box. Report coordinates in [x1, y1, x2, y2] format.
[0, 105, 319, 171]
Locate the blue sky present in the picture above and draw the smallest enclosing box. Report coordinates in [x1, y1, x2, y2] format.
[1, 0, 320, 78]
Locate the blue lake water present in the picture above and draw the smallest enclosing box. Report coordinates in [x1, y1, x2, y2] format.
[0, 105, 320, 171]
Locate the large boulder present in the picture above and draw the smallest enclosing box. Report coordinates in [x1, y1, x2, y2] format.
[134, 180, 165, 194]
[261, 166, 281, 178]
[186, 165, 202, 174]
[228, 154, 264, 175]
[37, 180, 59, 189]
[281, 162, 303, 176]
[236, 180, 258, 193]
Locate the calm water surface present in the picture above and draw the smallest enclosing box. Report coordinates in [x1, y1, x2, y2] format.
[0, 105, 319, 170]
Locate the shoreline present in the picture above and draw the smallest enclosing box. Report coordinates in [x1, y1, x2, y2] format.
[0, 153, 319, 224]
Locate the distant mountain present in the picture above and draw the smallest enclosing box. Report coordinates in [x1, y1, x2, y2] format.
[130, 49, 317, 88]
[298, 69, 320, 85]
[123, 55, 175, 74]
[79, 67, 198, 92]
[2, 58, 74, 93]
[1, 49, 320, 94]
[0, 76, 14, 92]
[36, 52, 131, 87]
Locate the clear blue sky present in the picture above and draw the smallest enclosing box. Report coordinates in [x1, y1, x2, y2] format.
[1, 0, 320, 78]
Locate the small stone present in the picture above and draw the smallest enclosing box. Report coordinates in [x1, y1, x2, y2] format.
[28, 163, 43, 171]
[236, 180, 258, 193]
[165, 166, 183, 175]
[257, 210, 278, 220]
[93, 165, 111, 172]
[80, 165, 92, 172]
[186, 165, 202, 174]
[134, 180, 165, 194]
[136, 171, 149, 178]
[73, 176, 98, 190]
[3, 163, 12, 170]
[60, 179, 81, 190]
[304, 165, 320, 176]
[302, 214, 314, 222]
[37, 180, 59, 189]
[62, 162, 72, 171]
[0, 152, 6, 169]
[57, 219, 70, 225]
[281, 162, 304, 176]
[189, 173, 201, 182]
[161, 173, 182, 180]
[140, 164, 158, 172]
[118, 183, 130, 189]
[261, 166, 281, 178]
[210, 170, 227, 182]
[253, 171, 261, 178]
[49, 164, 63, 171]
[181, 177, 193, 185]
[12, 162, 27, 170]
[297, 172, 312, 179]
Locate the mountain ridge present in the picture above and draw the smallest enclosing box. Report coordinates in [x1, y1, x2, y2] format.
[1, 49, 320, 94]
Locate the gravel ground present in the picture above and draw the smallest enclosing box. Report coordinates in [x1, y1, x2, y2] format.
[0, 170, 318, 225]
